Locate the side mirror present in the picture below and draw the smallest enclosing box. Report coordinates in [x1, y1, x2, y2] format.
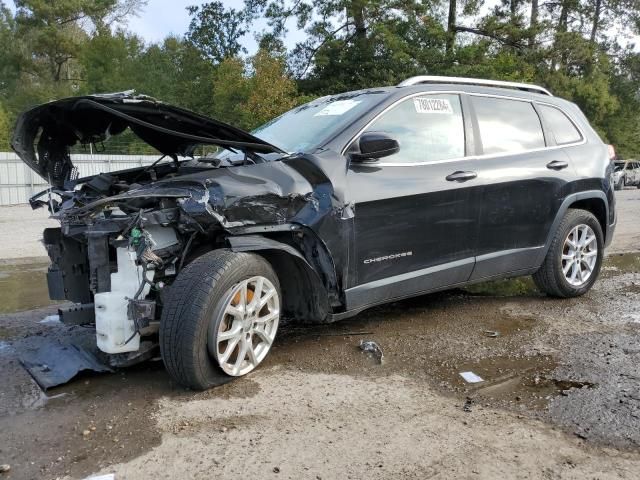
[351, 132, 399, 162]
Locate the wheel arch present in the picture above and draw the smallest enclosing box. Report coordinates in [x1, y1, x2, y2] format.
[569, 197, 607, 239]
[226, 234, 331, 323]
[537, 190, 610, 265]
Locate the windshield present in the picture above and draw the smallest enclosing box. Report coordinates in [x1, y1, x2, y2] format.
[251, 90, 388, 153]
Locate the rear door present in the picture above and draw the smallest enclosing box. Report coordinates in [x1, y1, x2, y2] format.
[345, 93, 482, 308]
[469, 96, 582, 280]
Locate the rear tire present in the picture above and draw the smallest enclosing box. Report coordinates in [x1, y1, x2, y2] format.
[533, 209, 603, 298]
[160, 250, 281, 390]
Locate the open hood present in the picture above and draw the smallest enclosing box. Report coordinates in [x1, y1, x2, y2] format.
[11, 91, 285, 188]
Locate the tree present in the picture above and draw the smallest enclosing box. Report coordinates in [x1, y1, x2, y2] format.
[0, 102, 10, 150]
[14, 0, 145, 84]
[211, 57, 251, 128]
[243, 50, 300, 129]
[253, 0, 446, 93]
[0, 3, 22, 103]
[80, 29, 146, 94]
[210, 49, 303, 130]
[186, 1, 250, 63]
[447, 0, 457, 54]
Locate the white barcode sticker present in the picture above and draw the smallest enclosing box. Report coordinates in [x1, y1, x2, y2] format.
[413, 97, 453, 114]
[314, 99, 361, 116]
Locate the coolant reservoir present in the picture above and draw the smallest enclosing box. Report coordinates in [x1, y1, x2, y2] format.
[95, 247, 153, 354]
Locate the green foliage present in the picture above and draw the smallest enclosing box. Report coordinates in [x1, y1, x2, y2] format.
[2, 0, 640, 157]
[0, 103, 10, 150]
[186, 2, 250, 63]
[211, 57, 251, 127]
[211, 50, 303, 131]
[243, 50, 300, 129]
[0, 4, 21, 102]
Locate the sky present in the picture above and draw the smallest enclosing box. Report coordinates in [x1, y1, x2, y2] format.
[124, 0, 196, 43]
[5, 0, 305, 53]
[6, 0, 638, 53]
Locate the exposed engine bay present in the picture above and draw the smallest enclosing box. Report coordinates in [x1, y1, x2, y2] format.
[11, 92, 347, 364]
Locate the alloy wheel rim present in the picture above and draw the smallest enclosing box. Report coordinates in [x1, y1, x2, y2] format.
[562, 224, 598, 287]
[209, 276, 280, 376]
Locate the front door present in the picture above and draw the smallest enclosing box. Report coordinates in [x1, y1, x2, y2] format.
[344, 93, 481, 309]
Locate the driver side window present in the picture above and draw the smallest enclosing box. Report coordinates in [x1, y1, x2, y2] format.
[363, 94, 465, 163]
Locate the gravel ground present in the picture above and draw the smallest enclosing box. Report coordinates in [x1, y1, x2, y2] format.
[0, 204, 57, 261]
[610, 188, 640, 253]
[0, 189, 638, 480]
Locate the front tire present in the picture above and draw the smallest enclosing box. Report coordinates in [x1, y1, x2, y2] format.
[160, 250, 281, 390]
[533, 209, 603, 298]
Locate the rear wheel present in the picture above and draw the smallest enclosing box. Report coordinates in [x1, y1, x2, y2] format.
[533, 209, 603, 298]
[160, 250, 281, 390]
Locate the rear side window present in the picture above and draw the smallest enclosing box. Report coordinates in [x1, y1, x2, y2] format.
[362, 94, 465, 163]
[471, 96, 545, 155]
[538, 104, 582, 145]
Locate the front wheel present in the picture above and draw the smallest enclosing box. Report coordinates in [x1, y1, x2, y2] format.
[533, 209, 604, 298]
[160, 250, 281, 390]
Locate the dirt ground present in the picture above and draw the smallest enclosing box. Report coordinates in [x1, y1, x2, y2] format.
[0, 204, 57, 262]
[0, 189, 639, 480]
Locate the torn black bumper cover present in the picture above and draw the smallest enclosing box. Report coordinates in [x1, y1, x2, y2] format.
[20, 336, 112, 390]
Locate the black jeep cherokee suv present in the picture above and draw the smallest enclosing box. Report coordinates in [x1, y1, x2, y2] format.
[12, 76, 616, 389]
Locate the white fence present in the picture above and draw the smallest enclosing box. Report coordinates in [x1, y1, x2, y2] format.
[0, 152, 160, 205]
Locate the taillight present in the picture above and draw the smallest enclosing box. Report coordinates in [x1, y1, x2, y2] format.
[607, 144, 616, 160]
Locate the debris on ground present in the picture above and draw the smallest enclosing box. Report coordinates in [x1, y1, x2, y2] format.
[463, 397, 474, 412]
[0, 465, 10, 474]
[484, 330, 500, 338]
[459, 371, 484, 383]
[359, 340, 384, 364]
[19, 337, 112, 390]
[39, 314, 61, 324]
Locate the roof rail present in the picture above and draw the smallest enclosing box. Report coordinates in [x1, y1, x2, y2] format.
[398, 75, 553, 96]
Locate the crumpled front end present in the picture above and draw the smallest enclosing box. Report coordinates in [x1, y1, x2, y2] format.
[39, 157, 343, 360]
[44, 191, 191, 355]
[15, 93, 348, 364]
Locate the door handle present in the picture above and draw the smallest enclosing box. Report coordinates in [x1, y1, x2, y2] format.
[446, 171, 477, 182]
[546, 160, 569, 170]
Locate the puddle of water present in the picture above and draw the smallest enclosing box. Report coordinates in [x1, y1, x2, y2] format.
[0, 262, 59, 313]
[266, 292, 557, 411]
[452, 355, 559, 409]
[463, 277, 539, 297]
[0, 326, 15, 339]
[603, 253, 640, 275]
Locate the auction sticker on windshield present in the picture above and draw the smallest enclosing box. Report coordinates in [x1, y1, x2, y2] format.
[314, 99, 362, 116]
[413, 97, 453, 114]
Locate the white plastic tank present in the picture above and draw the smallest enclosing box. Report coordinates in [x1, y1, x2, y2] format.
[95, 247, 153, 354]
